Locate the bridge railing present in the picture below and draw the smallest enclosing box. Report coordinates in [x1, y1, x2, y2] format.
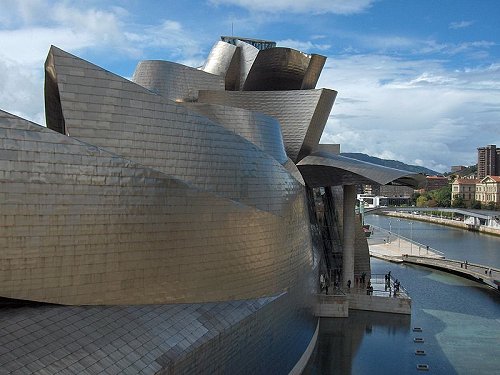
[403, 255, 500, 281]
[368, 224, 444, 257]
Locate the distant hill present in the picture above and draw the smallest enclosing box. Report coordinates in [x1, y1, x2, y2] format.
[340, 152, 441, 176]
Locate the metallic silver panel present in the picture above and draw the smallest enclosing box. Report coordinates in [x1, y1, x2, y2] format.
[313, 143, 341, 154]
[0, 296, 278, 373]
[132, 60, 224, 101]
[202, 41, 240, 90]
[0, 109, 313, 305]
[301, 54, 327, 90]
[235, 39, 259, 91]
[182, 102, 288, 164]
[197, 89, 337, 163]
[242, 48, 326, 91]
[297, 151, 426, 188]
[45, 46, 300, 215]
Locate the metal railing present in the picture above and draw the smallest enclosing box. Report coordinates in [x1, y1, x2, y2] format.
[368, 224, 444, 257]
[403, 255, 500, 281]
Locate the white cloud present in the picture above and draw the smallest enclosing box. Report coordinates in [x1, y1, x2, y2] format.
[449, 20, 474, 30]
[318, 55, 500, 172]
[0, 1, 205, 123]
[276, 39, 331, 52]
[352, 33, 495, 58]
[209, 0, 375, 14]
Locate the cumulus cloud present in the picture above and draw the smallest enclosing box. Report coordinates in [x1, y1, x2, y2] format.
[209, 0, 375, 14]
[318, 55, 500, 172]
[0, 0, 205, 123]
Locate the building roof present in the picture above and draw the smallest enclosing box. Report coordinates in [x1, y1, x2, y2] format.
[480, 175, 500, 183]
[454, 178, 481, 184]
[297, 151, 426, 188]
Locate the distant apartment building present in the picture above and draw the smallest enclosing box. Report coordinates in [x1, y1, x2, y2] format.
[477, 145, 500, 179]
[425, 175, 449, 192]
[451, 165, 466, 173]
[451, 178, 480, 206]
[475, 176, 500, 208]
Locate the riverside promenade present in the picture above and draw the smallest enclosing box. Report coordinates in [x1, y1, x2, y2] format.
[368, 225, 500, 290]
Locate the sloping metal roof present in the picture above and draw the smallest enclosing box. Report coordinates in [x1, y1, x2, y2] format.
[297, 151, 426, 188]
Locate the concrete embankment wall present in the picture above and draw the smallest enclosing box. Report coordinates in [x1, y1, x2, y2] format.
[379, 211, 500, 237]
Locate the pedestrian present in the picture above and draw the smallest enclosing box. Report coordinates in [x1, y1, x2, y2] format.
[347, 279, 351, 289]
[361, 272, 366, 284]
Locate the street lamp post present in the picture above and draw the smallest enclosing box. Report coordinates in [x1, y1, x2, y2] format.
[388, 220, 392, 244]
[409, 221, 413, 255]
[398, 219, 401, 249]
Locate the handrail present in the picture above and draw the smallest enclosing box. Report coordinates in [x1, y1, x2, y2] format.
[368, 224, 445, 256]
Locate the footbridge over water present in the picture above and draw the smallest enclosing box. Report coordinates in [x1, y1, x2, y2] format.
[368, 225, 500, 291]
[402, 255, 500, 290]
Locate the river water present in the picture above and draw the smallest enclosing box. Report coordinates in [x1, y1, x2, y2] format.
[305, 215, 500, 375]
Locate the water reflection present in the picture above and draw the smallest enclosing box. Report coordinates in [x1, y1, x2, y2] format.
[306, 254, 500, 374]
[305, 311, 410, 375]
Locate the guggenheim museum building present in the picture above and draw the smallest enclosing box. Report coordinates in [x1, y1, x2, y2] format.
[0, 36, 424, 374]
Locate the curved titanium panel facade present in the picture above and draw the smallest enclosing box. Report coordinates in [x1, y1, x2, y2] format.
[183, 102, 288, 164]
[0, 110, 314, 305]
[132, 60, 224, 101]
[198, 89, 337, 163]
[298, 152, 426, 188]
[202, 41, 240, 90]
[301, 54, 327, 90]
[243, 48, 326, 91]
[235, 39, 259, 91]
[45, 47, 298, 215]
[0, 34, 427, 373]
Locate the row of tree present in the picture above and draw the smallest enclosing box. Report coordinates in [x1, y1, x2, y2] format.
[413, 185, 451, 208]
[412, 185, 497, 210]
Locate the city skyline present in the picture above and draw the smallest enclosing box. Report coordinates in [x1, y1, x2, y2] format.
[1, 0, 499, 172]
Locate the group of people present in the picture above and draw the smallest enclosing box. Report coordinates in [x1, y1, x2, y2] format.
[384, 271, 401, 296]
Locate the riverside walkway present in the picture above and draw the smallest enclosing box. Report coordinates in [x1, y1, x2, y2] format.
[368, 225, 500, 291]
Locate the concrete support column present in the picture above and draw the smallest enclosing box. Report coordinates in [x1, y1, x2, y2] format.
[342, 184, 356, 288]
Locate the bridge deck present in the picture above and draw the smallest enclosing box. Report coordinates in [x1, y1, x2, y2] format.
[367, 225, 500, 290]
[402, 255, 500, 290]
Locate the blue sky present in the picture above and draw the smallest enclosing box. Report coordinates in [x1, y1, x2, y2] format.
[1, 0, 499, 172]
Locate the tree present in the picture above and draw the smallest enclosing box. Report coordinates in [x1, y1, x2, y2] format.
[452, 196, 466, 208]
[410, 192, 420, 206]
[427, 199, 438, 207]
[429, 185, 451, 207]
[470, 200, 482, 209]
[486, 201, 496, 211]
[416, 195, 428, 207]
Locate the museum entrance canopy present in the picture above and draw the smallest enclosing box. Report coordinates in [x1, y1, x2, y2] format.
[298, 151, 426, 188]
